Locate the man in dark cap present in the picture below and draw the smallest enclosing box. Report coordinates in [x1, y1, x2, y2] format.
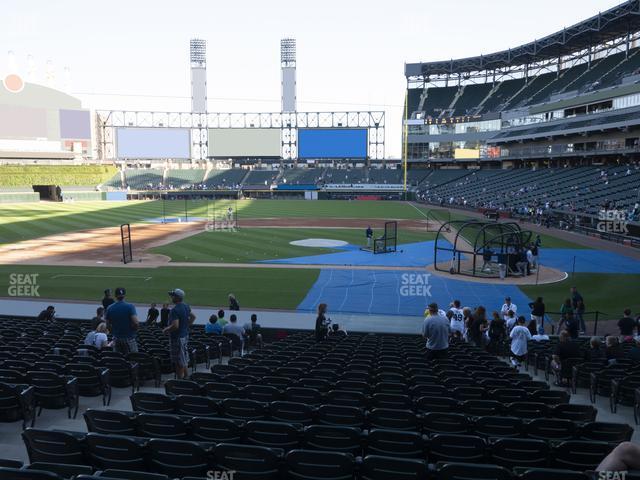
[105, 287, 139, 354]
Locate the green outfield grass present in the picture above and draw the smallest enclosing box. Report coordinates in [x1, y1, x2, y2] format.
[0, 265, 318, 310]
[520, 273, 640, 317]
[0, 199, 429, 245]
[151, 227, 436, 263]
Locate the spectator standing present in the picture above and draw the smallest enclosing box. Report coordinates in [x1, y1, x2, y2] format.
[551, 331, 582, 386]
[500, 297, 517, 322]
[618, 309, 637, 337]
[146, 303, 160, 326]
[509, 316, 532, 367]
[468, 306, 489, 348]
[571, 286, 586, 334]
[559, 299, 574, 331]
[102, 289, 115, 310]
[422, 303, 450, 360]
[448, 300, 465, 337]
[205, 314, 223, 335]
[315, 303, 330, 342]
[528, 297, 546, 334]
[487, 312, 507, 354]
[163, 288, 195, 379]
[105, 287, 139, 354]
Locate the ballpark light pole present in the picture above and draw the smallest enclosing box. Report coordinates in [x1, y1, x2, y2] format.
[281, 38, 297, 112]
[190, 38, 207, 161]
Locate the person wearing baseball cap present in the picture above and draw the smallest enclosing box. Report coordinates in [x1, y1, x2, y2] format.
[105, 287, 139, 354]
[163, 288, 196, 379]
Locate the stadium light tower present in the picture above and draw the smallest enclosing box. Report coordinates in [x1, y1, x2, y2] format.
[190, 38, 207, 113]
[281, 38, 296, 112]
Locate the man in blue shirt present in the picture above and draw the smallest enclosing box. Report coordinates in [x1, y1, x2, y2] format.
[105, 287, 139, 354]
[163, 288, 196, 379]
[205, 314, 223, 335]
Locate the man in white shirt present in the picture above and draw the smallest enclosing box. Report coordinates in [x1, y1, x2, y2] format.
[223, 314, 246, 353]
[448, 299, 465, 337]
[509, 316, 532, 367]
[501, 297, 517, 322]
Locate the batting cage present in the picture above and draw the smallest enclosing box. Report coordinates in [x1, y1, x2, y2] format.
[434, 220, 533, 278]
[154, 195, 239, 231]
[361, 221, 399, 254]
[120, 223, 132, 264]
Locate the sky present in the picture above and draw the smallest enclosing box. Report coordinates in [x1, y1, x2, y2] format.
[0, 0, 624, 157]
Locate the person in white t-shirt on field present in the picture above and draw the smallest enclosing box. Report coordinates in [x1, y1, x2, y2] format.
[509, 316, 532, 368]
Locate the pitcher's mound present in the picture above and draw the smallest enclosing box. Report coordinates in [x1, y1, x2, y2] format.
[290, 239, 348, 248]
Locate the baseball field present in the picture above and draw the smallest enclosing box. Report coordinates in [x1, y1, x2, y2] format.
[0, 198, 638, 318]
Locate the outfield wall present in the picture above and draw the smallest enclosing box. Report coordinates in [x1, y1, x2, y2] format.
[0, 192, 39, 203]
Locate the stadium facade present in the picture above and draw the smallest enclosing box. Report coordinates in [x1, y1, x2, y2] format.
[404, 0, 640, 168]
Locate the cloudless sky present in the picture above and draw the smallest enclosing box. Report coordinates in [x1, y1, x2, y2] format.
[1, 0, 623, 157]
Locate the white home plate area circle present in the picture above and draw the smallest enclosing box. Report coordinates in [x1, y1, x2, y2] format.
[290, 238, 348, 248]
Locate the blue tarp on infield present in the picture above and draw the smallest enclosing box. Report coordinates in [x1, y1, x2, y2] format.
[261, 241, 453, 268]
[297, 269, 533, 316]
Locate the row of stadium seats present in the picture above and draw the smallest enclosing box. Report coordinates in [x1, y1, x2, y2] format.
[414, 46, 640, 118]
[418, 165, 640, 215]
[1, 313, 637, 478]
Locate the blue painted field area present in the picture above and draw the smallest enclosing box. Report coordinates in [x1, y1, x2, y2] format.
[261, 240, 450, 268]
[296, 269, 534, 316]
[277, 243, 640, 317]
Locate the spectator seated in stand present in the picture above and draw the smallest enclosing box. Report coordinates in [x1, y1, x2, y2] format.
[585, 336, 605, 362]
[83, 322, 110, 350]
[606, 336, 625, 365]
[329, 323, 347, 337]
[205, 314, 223, 335]
[243, 314, 263, 348]
[223, 314, 246, 353]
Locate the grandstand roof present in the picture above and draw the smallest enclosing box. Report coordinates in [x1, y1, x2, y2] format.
[406, 0, 640, 77]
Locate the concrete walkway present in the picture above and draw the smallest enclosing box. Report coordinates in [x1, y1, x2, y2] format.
[0, 297, 424, 335]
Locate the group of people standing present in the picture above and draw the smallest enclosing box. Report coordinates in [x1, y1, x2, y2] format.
[85, 288, 252, 380]
[421, 287, 594, 367]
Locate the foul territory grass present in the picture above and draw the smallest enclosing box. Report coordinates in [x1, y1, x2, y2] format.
[0, 265, 319, 310]
[520, 273, 640, 317]
[0, 199, 430, 245]
[151, 227, 436, 263]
